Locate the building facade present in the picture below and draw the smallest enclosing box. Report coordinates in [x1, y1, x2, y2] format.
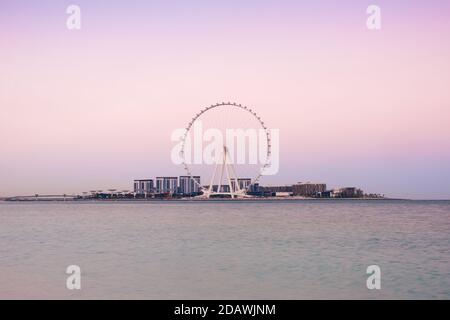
[229, 178, 252, 192]
[331, 187, 363, 198]
[260, 185, 294, 193]
[133, 179, 154, 195]
[155, 177, 178, 194]
[209, 185, 231, 193]
[238, 178, 252, 191]
[179, 176, 201, 195]
[292, 182, 326, 197]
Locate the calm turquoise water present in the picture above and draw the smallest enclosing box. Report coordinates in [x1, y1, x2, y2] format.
[0, 200, 449, 299]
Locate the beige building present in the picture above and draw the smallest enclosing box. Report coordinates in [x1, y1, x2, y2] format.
[292, 182, 326, 197]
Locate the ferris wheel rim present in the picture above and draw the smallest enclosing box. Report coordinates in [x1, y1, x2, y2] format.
[180, 102, 272, 192]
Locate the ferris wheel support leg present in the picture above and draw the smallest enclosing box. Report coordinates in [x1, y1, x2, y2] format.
[229, 159, 242, 194]
[217, 147, 227, 194]
[225, 149, 242, 195]
[224, 160, 235, 198]
[208, 161, 219, 197]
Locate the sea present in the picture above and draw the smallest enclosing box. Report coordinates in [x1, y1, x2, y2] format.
[0, 200, 449, 299]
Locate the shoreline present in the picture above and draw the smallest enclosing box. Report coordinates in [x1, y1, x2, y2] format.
[1, 197, 408, 202]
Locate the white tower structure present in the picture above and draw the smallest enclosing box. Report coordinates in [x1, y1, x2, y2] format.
[203, 146, 246, 198]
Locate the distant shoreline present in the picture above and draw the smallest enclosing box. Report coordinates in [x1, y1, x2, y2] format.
[1, 197, 411, 202]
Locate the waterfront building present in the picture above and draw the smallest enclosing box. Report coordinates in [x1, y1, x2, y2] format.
[275, 192, 292, 197]
[331, 187, 363, 198]
[292, 182, 326, 197]
[229, 178, 252, 192]
[238, 178, 252, 191]
[155, 177, 178, 194]
[209, 185, 231, 193]
[260, 185, 294, 193]
[249, 183, 260, 193]
[245, 183, 263, 196]
[356, 188, 364, 197]
[133, 179, 154, 195]
[319, 190, 333, 198]
[179, 176, 201, 195]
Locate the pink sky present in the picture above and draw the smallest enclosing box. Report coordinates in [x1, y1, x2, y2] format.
[1, 1, 450, 198]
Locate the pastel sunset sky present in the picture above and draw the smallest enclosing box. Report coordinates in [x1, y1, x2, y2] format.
[1, 0, 450, 198]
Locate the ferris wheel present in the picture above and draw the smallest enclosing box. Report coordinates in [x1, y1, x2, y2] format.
[180, 102, 272, 198]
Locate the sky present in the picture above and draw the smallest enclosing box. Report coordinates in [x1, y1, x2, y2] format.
[1, 0, 450, 199]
